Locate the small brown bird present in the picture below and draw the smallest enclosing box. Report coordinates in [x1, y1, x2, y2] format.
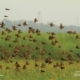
[34, 18, 38, 23]
[51, 41, 56, 45]
[69, 50, 74, 52]
[41, 63, 46, 68]
[0, 22, 5, 28]
[58, 45, 61, 48]
[42, 42, 47, 45]
[4, 15, 8, 17]
[5, 35, 11, 41]
[15, 33, 21, 38]
[23, 65, 27, 69]
[59, 23, 64, 29]
[8, 44, 12, 47]
[7, 29, 12, 33]
[53, 63, 60, 68]
[18, 29, 22, 33]
[0, 65, 2, 69]
[5, 8, 10, 10]
[76, 45, 79, 49]
[50, 23, 54, 27]
[49, 36, 55, 40]
[41, 70, 45, 73]
[6, 66, 10, 70]
[12, 26, 17, 30]
[60, 66, 65, 69]
[76, 35, 80, 39]
[25, 61, 30, 65]
[18, 24, 21, 26]
[48, 52, 51, 55]
[23, 36, 26, 40]
[1, 31, 6, 35]
[35, 63, 39, 67]
[67, 31, 72, 34]
[15, 62, 20, 67]
[23, 21, 27, 26]
[33, 39, 37, 42]
[55, 39, 58, 43]
[51, 32, 55, 35]
[72, 31, 77, 34]
[13, 38, 19, 43]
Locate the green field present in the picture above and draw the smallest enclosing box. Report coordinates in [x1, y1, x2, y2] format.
[0, 31, 80, 80]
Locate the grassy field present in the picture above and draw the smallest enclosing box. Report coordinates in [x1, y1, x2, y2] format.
[0, 59, 80, 80]
[0, 31, 80, 80]
[0, 31, 80, 59]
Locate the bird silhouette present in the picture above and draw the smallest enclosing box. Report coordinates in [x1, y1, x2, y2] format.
[5, 8, 10, 10]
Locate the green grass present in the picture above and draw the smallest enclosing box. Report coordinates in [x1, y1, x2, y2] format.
[0, 59, 80, 80]
[0, 31, 80, 80]
[0, 31, 80, 59]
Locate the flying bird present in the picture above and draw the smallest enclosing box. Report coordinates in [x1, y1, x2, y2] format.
[4, 15, 8, 17]
[50, 23, 54, 27]
[59, 23, 64, 29]
[34, 18, 38, 23]
[23, 21, 27, 26]
[5, 8, 10, 10]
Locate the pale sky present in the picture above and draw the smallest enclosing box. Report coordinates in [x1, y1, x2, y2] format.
[0, 0, 80, 26]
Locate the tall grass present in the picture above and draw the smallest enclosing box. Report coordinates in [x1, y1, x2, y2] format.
[0, 31, 80, 59]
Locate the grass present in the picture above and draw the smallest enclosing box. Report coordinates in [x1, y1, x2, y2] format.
[0, 59, 80, 80]
[0, 31, 80, 80]
[0, 31, 80, 59]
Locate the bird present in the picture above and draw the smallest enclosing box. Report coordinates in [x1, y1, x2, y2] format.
[76, 35, 80, 39]
[18, 24, 21, 26]
[41, 70, 45, 73]
[4, 15, 8, 17]
[5, 8, 10, 10]
[60, 58, 67, 61]
[23, 21, 27, 26]
[35, 63, 39, 67]
[50, 23, 54, 27]
[59, 23, 64, 29]
[23, 65, 27, 69]
[34, 18, 38, 23]
[60, 66, 65, 69]
[12, 26, 17, 30]
[0, 22, 5, 28]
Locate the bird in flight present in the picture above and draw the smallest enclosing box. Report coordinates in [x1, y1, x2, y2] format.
[5, 8, 10, 10]
[34, 18, 38, 23]
[50, 23, 54, 27]
[4, 15, 8, 17]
